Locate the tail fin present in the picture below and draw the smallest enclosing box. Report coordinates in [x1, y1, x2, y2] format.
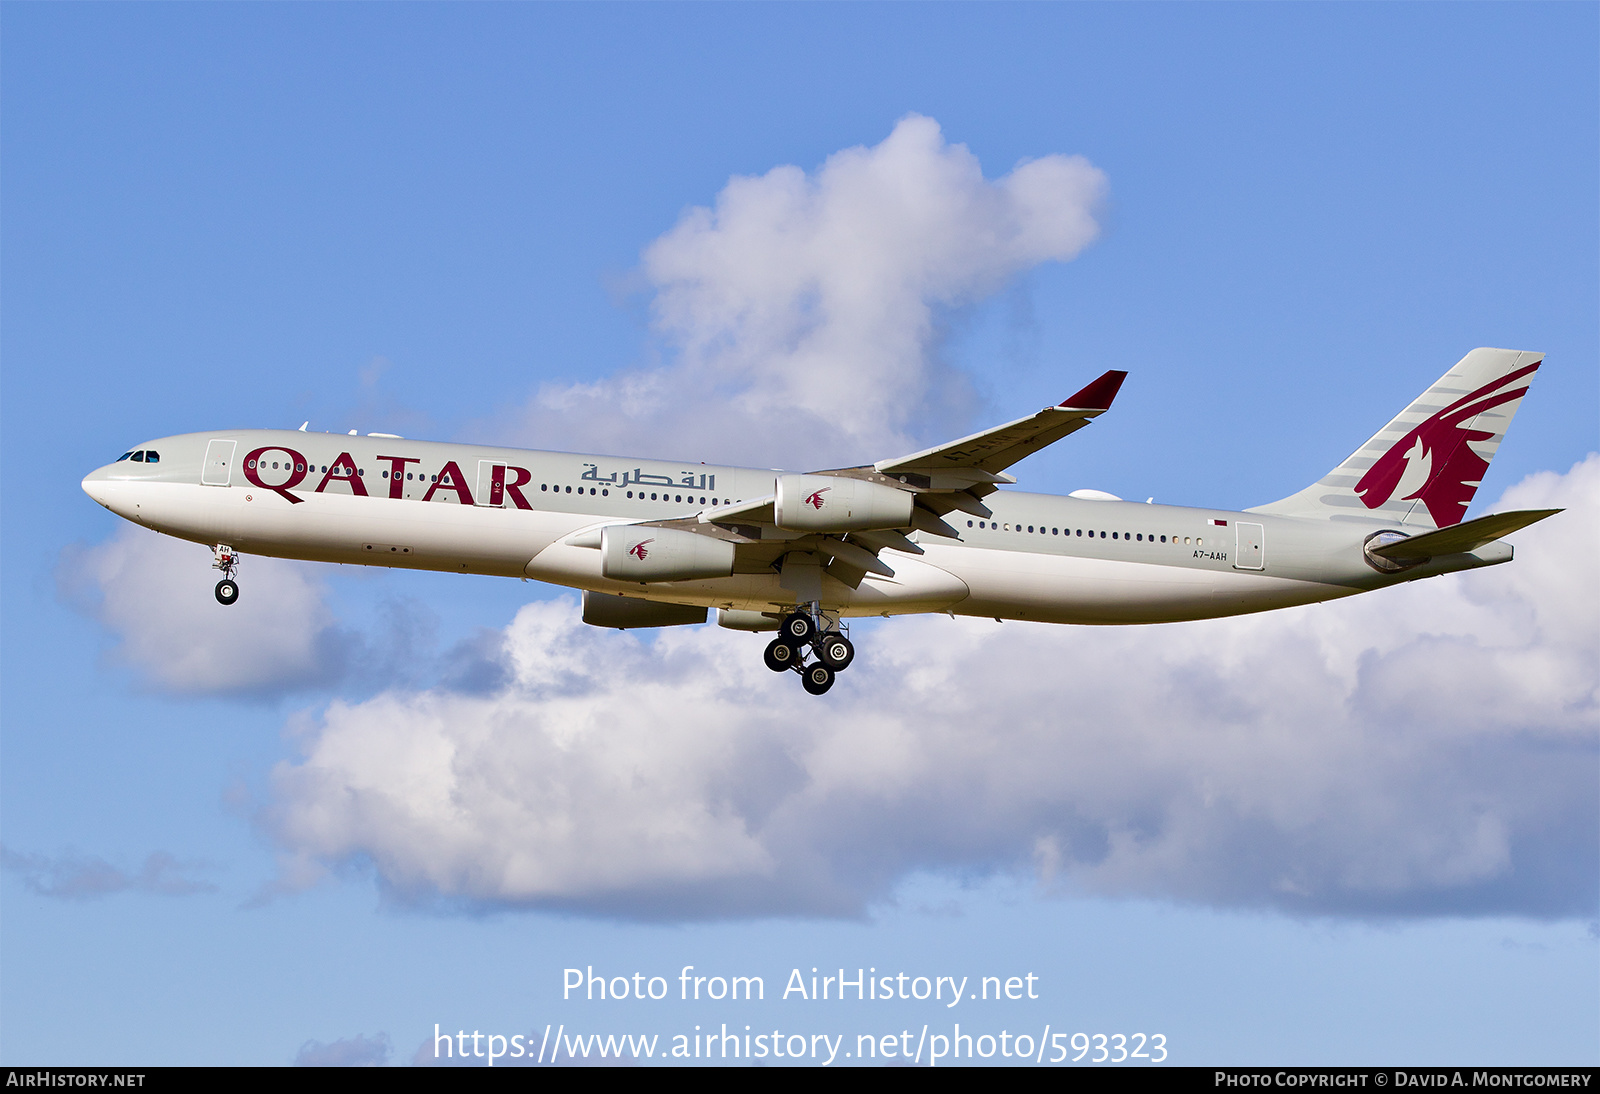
[1250, 348, 1543, 528]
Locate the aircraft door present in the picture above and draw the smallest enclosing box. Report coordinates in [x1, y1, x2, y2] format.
[475, 461, 507, 507]
[1234, 521, 1265, 570]
[202, 439, 236, 486]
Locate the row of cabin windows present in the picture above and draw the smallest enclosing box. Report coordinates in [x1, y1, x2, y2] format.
[539, 485, 739, 506]
[116, 450, 160, 463]
[247, 459, 363, 475]
[965, 520, 1203, 546]
[384, 470, 451, 482]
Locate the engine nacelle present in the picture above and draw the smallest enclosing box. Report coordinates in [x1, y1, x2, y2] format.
[582, 591, 707, 629]
[601, 525, 735, 583]
[774, 474, 914, 533]
[716, 609, 781, 631]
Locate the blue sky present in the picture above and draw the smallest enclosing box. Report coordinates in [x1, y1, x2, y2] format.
[3, 3, 1596, 1066]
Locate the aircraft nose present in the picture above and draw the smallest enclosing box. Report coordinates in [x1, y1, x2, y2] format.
[81, 464, 119, 509]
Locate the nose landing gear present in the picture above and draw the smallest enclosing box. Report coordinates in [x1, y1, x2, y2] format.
[763, 606, 853, 695]
[212, 544, 240, 606]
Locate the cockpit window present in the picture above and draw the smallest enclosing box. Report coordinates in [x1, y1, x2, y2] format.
[117, 452, 134, 461]
[144, 451, 159, 463]
[131, 451, 145, 462]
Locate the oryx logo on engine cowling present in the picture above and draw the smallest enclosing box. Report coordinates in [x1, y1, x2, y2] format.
[628, 539, 653, 561]
[805, 487, 830, 510]
[1354, 362, 1538, 527]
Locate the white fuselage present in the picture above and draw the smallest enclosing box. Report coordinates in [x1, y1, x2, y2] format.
[81, 429, 1506, 624]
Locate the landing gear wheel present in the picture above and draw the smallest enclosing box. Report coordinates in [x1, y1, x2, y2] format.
[780, 612, 816, 643]
[801, 663, 836, 695]
[215, 579, 239, 606]
[818, 634, 855, 671]
[763, 638, 799, 673]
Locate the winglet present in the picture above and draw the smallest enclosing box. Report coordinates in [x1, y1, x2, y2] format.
[1060, 370, 1127, 411]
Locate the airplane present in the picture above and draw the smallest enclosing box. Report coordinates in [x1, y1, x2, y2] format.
[81, 348, 1560, 695]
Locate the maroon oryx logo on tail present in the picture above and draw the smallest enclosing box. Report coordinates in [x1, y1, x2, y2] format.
[628, 539, 653, 561]
[805, 487, 830, 510]
[1355, 362, 1538, 526]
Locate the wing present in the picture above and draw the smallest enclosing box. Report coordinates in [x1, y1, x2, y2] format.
[873, 369, 1127, 481]
[572, 370, 1128, 591]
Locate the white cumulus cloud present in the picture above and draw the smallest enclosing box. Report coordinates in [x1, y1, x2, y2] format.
[61, 525, 352, 696]
[491, 114, 1108, 469]
[259, 458, 1599, 920]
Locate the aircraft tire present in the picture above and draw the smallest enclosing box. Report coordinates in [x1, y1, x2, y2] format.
[215, 580, 240, 606]
[801, 663, 835, 695]
[763, 638, 799, 673]
[780, 612, 815, 643]
[818, 634, 854, 671]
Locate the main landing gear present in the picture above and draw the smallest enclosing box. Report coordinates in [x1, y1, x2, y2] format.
[763, 607, 855, 695]
[212, 544, 240, 606]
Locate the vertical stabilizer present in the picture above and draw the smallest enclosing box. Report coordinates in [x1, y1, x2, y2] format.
[1249, 348, 1543, 528]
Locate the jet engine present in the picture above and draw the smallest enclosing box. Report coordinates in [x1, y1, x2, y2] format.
[582, 591, 707, 629]
[774, 474, 914, 533]
[601, 525, 735, 583]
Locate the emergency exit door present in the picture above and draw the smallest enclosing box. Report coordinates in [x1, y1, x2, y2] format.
[1234, 522, 1265, 570]
[202, 439, 236, 486]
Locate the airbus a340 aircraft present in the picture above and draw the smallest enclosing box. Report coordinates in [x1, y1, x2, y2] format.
[83, 348, 1558, 694]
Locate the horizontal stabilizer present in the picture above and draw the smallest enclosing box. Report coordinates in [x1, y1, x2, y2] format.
[1370, 508, 1561, 561]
